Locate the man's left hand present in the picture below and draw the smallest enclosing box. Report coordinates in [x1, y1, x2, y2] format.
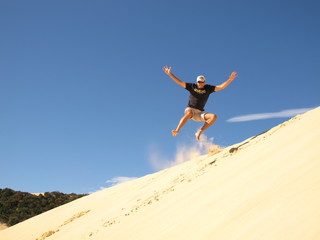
[230, 72, 238, 80]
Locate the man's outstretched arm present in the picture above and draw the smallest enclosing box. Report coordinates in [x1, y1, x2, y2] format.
[162, 66, 186, 88]
[215, 72, 238, 91]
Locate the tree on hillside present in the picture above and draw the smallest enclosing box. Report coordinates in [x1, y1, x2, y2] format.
[0, 188, 87, 226]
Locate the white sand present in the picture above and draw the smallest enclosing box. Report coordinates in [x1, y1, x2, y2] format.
[0, 223, 8, 231]
[1, 107, 320, 240]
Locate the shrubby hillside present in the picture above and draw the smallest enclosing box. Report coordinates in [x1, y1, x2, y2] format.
[0, 188, 87, 226]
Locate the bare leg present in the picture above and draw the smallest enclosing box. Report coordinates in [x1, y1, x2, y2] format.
[195, 113, 217, 140]
[172, 110, 193, 136]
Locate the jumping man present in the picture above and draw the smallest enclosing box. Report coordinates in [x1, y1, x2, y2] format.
[162, 66, 238, 140]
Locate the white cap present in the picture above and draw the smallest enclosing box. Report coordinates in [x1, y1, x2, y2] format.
[197, 75, 206, 83]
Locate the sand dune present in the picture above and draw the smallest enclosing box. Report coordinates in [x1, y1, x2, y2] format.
[1, 107, 320, 240]
[0, 223, 8, 231]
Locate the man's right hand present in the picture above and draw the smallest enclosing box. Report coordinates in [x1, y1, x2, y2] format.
[162, 65, 172, 75]
[162, 66, 186, 88]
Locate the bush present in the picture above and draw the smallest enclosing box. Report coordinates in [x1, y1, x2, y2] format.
[0, 188, 87, 226]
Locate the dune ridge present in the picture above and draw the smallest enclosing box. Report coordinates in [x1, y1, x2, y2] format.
[1, 107, 320, 240]
[0, 223, 8, 231]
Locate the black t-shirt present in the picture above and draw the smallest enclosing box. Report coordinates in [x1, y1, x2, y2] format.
[185, 83, 216, 111]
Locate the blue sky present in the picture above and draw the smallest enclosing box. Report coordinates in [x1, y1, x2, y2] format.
[1, 0, 319, 194]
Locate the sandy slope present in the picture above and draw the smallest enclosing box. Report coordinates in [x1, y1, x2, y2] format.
[1, 107, 320, 240]
[0, 223, 8, 231]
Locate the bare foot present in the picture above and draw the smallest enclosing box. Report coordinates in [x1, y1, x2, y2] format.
[172, 130, 179, 136]
[195, 130, 203, 140]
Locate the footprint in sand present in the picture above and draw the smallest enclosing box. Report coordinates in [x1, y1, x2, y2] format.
[36, 210, 90, 240]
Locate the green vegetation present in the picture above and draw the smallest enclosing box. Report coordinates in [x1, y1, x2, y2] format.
[0, 188, 87, 226]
